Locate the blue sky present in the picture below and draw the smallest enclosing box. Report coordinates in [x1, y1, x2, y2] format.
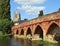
[10, 0, 60, 20]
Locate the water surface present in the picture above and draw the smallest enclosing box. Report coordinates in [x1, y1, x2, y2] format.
[0, 38, 60, 46]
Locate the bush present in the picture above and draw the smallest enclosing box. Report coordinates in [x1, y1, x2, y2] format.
[0, 19, 13, 34]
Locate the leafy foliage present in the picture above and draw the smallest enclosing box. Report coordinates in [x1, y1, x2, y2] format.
[0, 0, 11, 20]
[0, 19, 13, 34]
[0, 0, 13, 35]
[59, 8, 60, 11]
[38, 10, 43, 17]
[24, 19, 28, 21]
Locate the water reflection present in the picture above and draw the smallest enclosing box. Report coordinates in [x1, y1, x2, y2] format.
[0, 38, 10, 46]
[0, 38, 60, 46]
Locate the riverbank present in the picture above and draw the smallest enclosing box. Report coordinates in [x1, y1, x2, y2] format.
[34, 40, 54, 45]
[13, 35, 58, 44]
[0, 34, 12, 38]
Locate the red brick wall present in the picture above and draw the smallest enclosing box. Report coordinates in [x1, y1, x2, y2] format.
[12, 11, 60, 35]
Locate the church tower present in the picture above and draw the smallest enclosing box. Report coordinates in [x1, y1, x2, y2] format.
[13, 11, 21, 25]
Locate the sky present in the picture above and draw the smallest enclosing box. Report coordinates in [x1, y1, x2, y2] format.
[10, 0, 60, 20]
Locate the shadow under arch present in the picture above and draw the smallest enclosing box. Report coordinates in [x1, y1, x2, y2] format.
[26, 27, 32, 36]
[46, 23, 60, 42]
[16, 30, 19, 34]
[20, 29, 24, 35]
[34, 25, 43, 39]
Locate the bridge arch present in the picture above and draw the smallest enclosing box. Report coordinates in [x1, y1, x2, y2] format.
[20, 29, 24, 35]
[46, 23, 60, 42]
[26, 27, 32, 36]
[46, 23, 59, 34]
[34, 25, 43, 39]
[16, 30, 19, 34]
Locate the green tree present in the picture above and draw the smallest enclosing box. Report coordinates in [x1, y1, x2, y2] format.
[0, 19, 13, 34]
[24, 19, 28, 21]
[0, 0, 11, 20]
[0, 0, 13, 35]
[38, 10, 43, 17]
[58, 8, 60, 11]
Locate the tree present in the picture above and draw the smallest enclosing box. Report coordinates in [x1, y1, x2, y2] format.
[58, 8, 60, 11]
[24, 19, 28, 21]
[0, 0, 11, 20]
[0, 19, 13, 34]
[0, 0, 13, 35]
[38, 10, 43, 17]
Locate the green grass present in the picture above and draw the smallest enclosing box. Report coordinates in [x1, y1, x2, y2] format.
[35, 40, 54, 45]
[0, 33, 11, 38]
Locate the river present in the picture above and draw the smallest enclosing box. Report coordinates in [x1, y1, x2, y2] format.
[0, 38, 60, 46]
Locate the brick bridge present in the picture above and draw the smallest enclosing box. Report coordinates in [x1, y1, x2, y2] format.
[12, 11, 60, 42]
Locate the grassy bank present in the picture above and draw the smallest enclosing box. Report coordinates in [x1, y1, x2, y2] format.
[0, 33, 12, 38]
[32, 40, 55, 45]
[38, 40, 53, 44]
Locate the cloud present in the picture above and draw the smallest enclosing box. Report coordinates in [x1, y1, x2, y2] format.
[14, 0, 46, 15]
[14, 0, 46, 4]
[17, 5, 45, 15]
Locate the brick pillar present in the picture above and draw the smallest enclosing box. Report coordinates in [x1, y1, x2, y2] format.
[32, 27, 35, 39]
[32, 31, 34, 38]
[43, 29, 46, 40]
[24, 30, 26, 38]
[18, 29, 21, 35]
[32, 25, 35, 39]
[14, 30, 17, 35]
[13, 30, 17, 37]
